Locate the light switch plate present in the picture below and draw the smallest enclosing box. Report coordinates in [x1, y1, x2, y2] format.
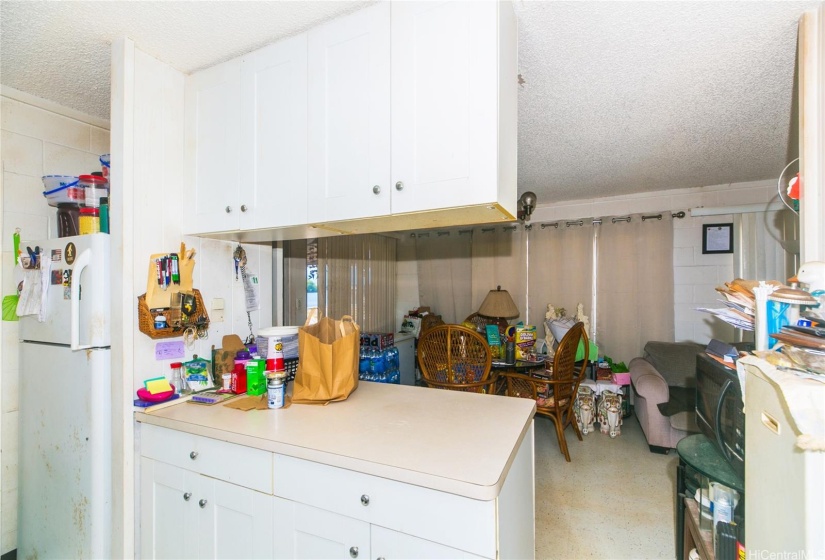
[211, 298, 225, 322]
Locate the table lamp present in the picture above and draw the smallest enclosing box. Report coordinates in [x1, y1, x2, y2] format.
[478, 286, 519, 333]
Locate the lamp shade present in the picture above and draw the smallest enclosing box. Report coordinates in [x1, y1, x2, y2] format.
[478, 286, 519, 319]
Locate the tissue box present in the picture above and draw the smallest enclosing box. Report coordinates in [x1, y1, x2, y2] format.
[612, 372, 631, 385]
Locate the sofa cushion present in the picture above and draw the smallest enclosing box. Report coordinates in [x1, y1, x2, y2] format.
[669, 411, 698, 433]
[643, 341, 704, 388]
[656, 386, 696, 417]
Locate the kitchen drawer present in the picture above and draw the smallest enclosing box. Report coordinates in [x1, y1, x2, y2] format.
[273, 455, 496, 558]
[141, 424, 273, 494]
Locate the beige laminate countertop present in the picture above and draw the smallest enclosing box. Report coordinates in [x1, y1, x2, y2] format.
[136, 382, 535, 501]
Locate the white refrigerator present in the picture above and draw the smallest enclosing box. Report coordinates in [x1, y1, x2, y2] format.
[18, 233, 111, 559]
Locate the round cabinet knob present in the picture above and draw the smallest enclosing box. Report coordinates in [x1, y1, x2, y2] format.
[360, 494, 370, 506]
[199, 499, 208, 509]
[349, 546, 359, 558]
[189, 451, 198, 460]
[225, 206, 232, 213]
[372, 185, 381, 194]
[183, 492, 192, 501]
[240, 205, 248, 212]
[395, 181, 404, 191]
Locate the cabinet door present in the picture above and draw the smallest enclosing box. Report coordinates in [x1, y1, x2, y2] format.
[307, 2, 391, 223]
[241, 35, 308, 229]
[371, 526, 486, 560]
[184, 57, 242, 234]
[198, 477, 274, 559]
[391, 1, 500, 214]
[274, 498, 371, 560]
[140, 457, 199, 560]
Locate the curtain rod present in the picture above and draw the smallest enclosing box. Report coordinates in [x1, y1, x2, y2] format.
[537, 211, 685, 229]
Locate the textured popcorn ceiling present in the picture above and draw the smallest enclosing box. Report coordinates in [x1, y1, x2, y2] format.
[0, 1, 816, 202]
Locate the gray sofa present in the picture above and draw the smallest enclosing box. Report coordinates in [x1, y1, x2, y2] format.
[629, 341, 703, 453]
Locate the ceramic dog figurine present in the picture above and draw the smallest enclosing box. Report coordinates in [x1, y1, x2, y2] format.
[598, 390, 623, 438]
[574, 386, 596, 435]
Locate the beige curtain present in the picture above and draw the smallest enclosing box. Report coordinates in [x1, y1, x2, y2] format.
[317, 234, 397, 332]
[735, 209, 799, 283]
[471, 225, 527, 324]
[528, 221, 595, 341]
[283, 239, 308, 326]
[596, 214, 674, 364]
[415, 230, 472, 324]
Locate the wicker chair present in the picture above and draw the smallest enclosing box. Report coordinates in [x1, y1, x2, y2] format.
[501, 322, 589, 461]
[418, 325, 495, 393]
[419, 314, 445, 335]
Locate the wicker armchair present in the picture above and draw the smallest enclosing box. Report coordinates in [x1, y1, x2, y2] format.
[501, 321, 589, 461]
[418, 325, 495, 393]
[419, 314, 445, 335]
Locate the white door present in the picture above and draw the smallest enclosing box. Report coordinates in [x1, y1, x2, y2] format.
[371, 526, 486, 560]
[19, 233, 110, 348]
[307, 2, 391, 223]
[274, 498, 371, 560]
[391, 1, 499, 214]
[198, 478, 274, 559]
[139, 458, 199, 560]
[18, 344, 111, 560]
[241, 34, 308, 229]
[184, 57, 242, 234]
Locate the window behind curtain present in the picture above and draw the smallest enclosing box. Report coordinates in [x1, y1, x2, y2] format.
[316, 234, 397, 332]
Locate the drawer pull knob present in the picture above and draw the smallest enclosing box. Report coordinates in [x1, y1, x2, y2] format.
[372, 185, 381, 195]
[225, 206, 232, 213]
[189, 451, 198, 460]
[377, 557, 386, 560]
[241, 204, 248, 212]
[199, 499, 208, 508]
[395, 181, 404, 191]
[349, 546, 359, 558]
[183, 492, 192, 501]
[360, 494, 370, 506]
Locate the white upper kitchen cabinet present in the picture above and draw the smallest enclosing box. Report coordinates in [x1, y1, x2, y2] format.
[184, 57, 242, 235]
[391, 1, 517, 215]
[307, 2, 392, 223]
[241, 34, 309, 230]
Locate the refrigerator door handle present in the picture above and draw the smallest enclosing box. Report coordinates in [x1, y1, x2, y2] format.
[71, 248, 92, 350]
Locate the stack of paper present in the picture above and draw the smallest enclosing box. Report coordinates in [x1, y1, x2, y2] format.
[695, 279, 762, 331]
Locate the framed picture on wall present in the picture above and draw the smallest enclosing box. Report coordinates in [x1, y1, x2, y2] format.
[702, 223, 734, 254]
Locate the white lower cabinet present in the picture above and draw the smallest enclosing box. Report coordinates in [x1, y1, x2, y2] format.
[141, 457, 274, 559]
[273, 499, 371, 559]
[140, 422, 533, 559]
[273, 499, 482, 560]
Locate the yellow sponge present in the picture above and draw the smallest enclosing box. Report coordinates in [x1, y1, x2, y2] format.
[145, 378, 173, 395]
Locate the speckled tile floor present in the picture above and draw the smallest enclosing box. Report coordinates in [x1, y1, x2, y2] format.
[534, 413, 678, 560]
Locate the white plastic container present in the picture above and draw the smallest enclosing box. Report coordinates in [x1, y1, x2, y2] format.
[257, 326, 299, 359]
[79, 174, 109, 208]
[42, 175, 83, 206]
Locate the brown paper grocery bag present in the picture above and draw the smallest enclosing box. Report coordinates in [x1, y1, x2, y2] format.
[293, 312, 360, 405]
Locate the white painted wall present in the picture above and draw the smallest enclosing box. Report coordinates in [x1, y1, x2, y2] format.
[0, 90, 110, 555]
[110, 39, 273, 557]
